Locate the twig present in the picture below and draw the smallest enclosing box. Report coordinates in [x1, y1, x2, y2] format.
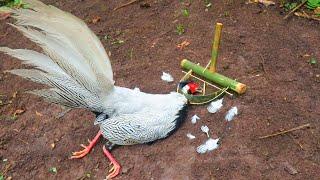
[259, 123, 310, 139]
[0, 32, 8, 37]
[283, 0, 307, 20]
[294, 11, 320, 21]
[114, 0, 142, 11]
[287, 133, 304, 150]
[17, 138, 29, 145]
[260, 54, 267, 74]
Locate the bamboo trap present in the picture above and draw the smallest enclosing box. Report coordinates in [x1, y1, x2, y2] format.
[180, 22, 247, 95]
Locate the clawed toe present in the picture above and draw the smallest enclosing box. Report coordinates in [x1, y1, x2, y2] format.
[106, 163, 120, 179]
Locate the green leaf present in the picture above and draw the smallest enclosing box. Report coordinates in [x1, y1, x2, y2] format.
[49, 167, 57, 174]
[309, 57, 318, 65]
[182, 8, 189, 17]
[0, 174, 4, 180]
[284, 2, 297, 11]
[307, 0, 320, 9]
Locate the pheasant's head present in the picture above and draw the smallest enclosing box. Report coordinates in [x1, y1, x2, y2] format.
[179, 81, 201, 94]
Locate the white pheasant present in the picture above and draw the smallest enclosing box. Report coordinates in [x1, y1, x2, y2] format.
[0, 0, 194, 178]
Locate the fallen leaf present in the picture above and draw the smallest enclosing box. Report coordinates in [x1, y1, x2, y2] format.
[50, 143, 55, 149]
[314, 7, 320, 14]
[177, 40, 191, 50]
[0, 12, 11, 20]
[35, 111, 43, 117]
[247, 0, 275, 6]
[13, 109, 25, 116]
[91, 15, 101, 24]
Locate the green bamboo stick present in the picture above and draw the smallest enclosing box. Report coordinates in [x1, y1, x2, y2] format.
[181, 59, 247, 94]
[209, 23, 223, 72]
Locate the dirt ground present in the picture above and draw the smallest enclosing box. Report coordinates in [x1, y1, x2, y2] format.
[0, 0, 319, 179]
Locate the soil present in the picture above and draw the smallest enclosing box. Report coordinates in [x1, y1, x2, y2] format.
[0, 0, 320, 179]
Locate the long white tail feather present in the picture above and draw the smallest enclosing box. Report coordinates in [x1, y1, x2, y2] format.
[8, 68, 104, 111]
[0, 47, 63, 75]
[13, 0, 114, 86]
[7, 69, 51, 85]
[9, 24, 99, 93]
[1, 0, 115, 112]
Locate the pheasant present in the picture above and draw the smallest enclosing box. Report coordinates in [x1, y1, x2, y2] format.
[0, 0, 195, 178]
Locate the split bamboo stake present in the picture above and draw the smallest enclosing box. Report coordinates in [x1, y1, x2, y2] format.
[209, 23, 223, 72]
[258, 123, 311, 139]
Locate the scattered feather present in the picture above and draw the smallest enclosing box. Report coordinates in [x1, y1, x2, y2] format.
[186, 133, 196, 140]
[201, 125, 210, 137]
[207, 98, 223, 113]
[225, 106, 238, 121]
[161, 72, 174, 82]
[91, 15, 101, 24]
[191, 114, 200, 124]
[133, 87, 140, 92]
[35, 111, 43, 117]
[196, 138, 220, 154]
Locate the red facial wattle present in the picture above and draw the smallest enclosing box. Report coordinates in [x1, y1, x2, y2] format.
[187, 82, 199, 94]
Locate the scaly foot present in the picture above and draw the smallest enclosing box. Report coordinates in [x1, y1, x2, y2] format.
[103, 145, 121, 179]
[70, 131, 102, 159]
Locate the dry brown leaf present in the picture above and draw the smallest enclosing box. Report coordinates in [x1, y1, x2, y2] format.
[91, 16, 101, 24]
[177, 40, 191, 50]
[13, 109, 25, 116]
[50, 143, 55, 149]
[0, 12, 11, 20]
[12, 91, 18, 98]
[314, 7, 320, 15]
[35, 111, 43, 117]
[247, 0, 275, 6]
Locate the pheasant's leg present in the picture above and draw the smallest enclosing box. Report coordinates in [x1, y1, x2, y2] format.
[103, 145, 121, 179]
[70, 131, 102, 159]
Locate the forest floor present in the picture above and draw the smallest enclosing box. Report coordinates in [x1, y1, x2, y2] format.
[0, 0, 319, 179]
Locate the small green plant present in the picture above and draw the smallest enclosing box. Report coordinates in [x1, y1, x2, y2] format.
[0, 173, 3, 180]
[309, 57, 318, 65]
[284, 2, 297, 11]
[204, 0, 212, 8]
[182, 8, 189, 17]
[0, 0, 28, 8]
[224, 11, 230, 17]
[307, 0, 320, 9]
[49, 167, 57, 174]
[176, 24, 185, 35]
[111, 39, 124, 45]
[104, 34, 124, 45]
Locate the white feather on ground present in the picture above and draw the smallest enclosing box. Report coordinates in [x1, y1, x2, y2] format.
[191, 114, 200, 124]
[201, 125, 210, 137]
[207, 98, 223, 113]
[161, 72, 174, 82]
[225, 106, 238, 121]
[196, 138, 220, 154]
[186, 133, 196, 140]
